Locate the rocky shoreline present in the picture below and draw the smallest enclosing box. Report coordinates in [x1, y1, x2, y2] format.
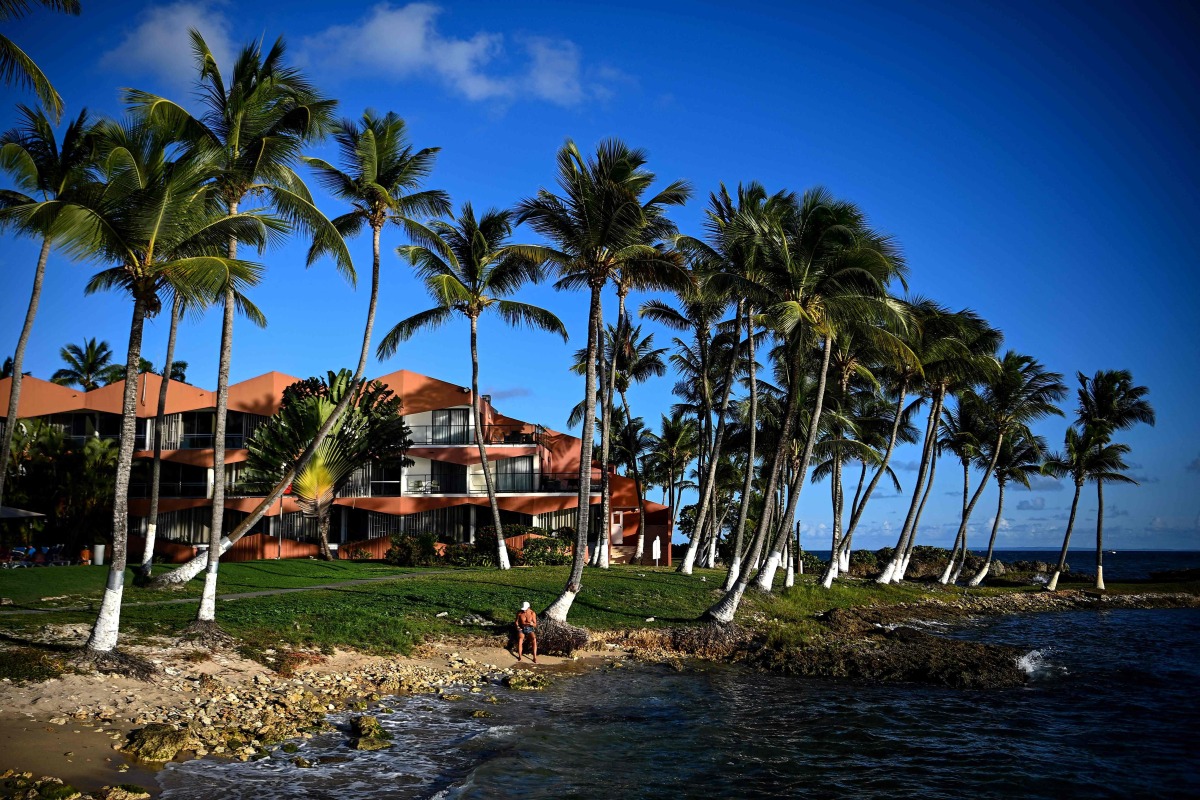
[2, 588, 1197, 798]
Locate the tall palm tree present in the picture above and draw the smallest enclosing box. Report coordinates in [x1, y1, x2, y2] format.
[148, 112, 444, 590]
[935, 391, 988, 583]
[49, 337, 111, 389]
[137, 293, 183, 580]
[644, 410, 697, 533]
[62, 117, 276, 655]
[877, 306, 1001, 584]
[966, 426, 1047, 585]
[376, 204, 566, 569]
[1075, 369, 1155, 589]
[517, 138, 689, 622]
[1041, 424, 1137, 591]
[611, 323, 666, 562]
[0, 1, 80, 121]
[0, 104, 96, 510]
[127, 30, 345, 625]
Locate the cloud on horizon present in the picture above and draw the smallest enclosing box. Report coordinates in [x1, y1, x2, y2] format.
[299, 3, 619, 106]
[484, 386, 532, 400]
[99, 2, 235, 94]
[1026, 474, 1065, 492]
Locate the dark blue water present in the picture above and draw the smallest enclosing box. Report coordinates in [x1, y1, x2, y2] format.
[810, 549, 1200, 581]
[158, 607, 1200, 799]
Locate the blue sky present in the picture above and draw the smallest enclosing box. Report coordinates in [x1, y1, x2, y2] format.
[3, 0, 1198, 550]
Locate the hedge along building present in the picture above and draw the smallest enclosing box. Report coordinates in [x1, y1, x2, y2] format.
[0, 369, 673, 565]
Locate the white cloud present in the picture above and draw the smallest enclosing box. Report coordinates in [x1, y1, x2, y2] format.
[99, 2, 235, 94]
[301, 3, 611, 106]
[1027, 474, 1065, 492]
[523, 37, 583, 105]
[1017, 496, 1046, 511]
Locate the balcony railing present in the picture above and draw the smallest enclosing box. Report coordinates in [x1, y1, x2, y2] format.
[406, 424, 542, 446]
[174, 433, 247, 450]
[129, 481, 208, 499]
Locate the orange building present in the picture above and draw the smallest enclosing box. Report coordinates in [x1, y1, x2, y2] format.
[0, 370, 672, 565]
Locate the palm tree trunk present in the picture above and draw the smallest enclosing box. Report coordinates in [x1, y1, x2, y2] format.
[1095, 479, 1105, 590]
[85, 294, 147, 654]
[939, 457, 970, 584]
[545, 285, 601, 622]
[0, 236, 51, 511]
[759, 334, 833, 590]
[198, 280, 236, 620]
[839, 461, 868, 569]
[880, 389, 942, 584]
[723, 304, 758, 591]
[821, 453, 846, 588]
[1047, 482, 1083, 591]
[843, 385, 908, 563]
[942, 432, 1004, 586]
[679, 301, 743, 575]
[151, 222, 385, 588]
[316, 506, 334, 561]
[470, 315, 510, 569]
[595, 325, 613, 569]
[906, 440, 938, 577]
[140, 293, 182, 579]
[705, 342, 803, 622]
[619, 388, 651, 569]
[968, 481, 1006, 586]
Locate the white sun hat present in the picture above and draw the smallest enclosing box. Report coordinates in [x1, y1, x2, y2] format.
[521, 601, 531, 610]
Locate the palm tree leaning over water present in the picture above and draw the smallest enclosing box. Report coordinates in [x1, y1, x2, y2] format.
[62, 118, 275, 655]
[1041, 425, 1136, 591]
[518, 138, 690, 621]
[0, 0, 80, 121]
[0, 104, 96, 511]
[377, 204, 566, 569]
[127, 31, 344, 624]
[1074, 369, 1154, 590]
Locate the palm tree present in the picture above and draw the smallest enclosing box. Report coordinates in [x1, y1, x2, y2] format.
[1075, 369, 1155, 589]
[966, 426, 1047, 585]
[127, 30, 344, 625]
[149, 111, 444, 590]
[48, 337, 111, 390]
[1041, 424, 1137, 591]
[0, 104, 96, 510]
[137, 293, 183, 580]
[936, 391, 989, 583]
[242, 371, 411, 560]
[611, 323, 666, 562]
[61, 117, 276, 655]
[877, 306, 1001, 584]
[376, 203, 566, 569]
[516, 138, 689, 622]
[0, 1, 80, 121]
[644, 410, 697, 533]
[937, 352, 1065, 588]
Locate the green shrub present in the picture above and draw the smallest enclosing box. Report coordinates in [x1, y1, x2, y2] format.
[385, 532, 439, 566]
[551, 525, 575, 543]
[849, 549, 878, 568]
[797, 550, 825, 575]
[443, 543, 497, 567]
[346, 547, 372, 560]
[522, 537, 572, 566]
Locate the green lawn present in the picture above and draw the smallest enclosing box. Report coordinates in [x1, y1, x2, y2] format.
[0, 560, 415, 607]
[1, 561, 1193, 663]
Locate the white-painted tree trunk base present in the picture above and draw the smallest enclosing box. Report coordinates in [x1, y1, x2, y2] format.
[85, 584, 124, 653]
[877, 560, 898, 585]
[1095, 565, 1105, 591]
[939, 558, 956, 585]
[754, 552, 782, 591]
[497, 544, 511, 570]
[197, 568, 219, 621]
[898, 554, 912, 581]
[544, 589, 577, 622]
[785, 558, 795, 588]
[838, 550, 850, 573]
[159, 538, 233, 585]
[968, 562, 989, 587]
[721, 558, 742, 592]
[141, 523, 157, 571]
[706, 583, 746, 624]
[1047, 571, 1060, 591]
[951, 560, 965, 584]
[821, 563, 838, 589]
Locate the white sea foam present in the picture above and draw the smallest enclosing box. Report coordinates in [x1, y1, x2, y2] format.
[1016, 649, 1068, 680]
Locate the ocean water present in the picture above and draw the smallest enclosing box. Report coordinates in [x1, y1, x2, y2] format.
[806, 549, 1200, 581]
[157, 607, 1200, 799]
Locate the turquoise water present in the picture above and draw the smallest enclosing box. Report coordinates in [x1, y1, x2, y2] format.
[158, 607, 1200, 799]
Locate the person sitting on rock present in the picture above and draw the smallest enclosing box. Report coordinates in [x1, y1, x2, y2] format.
[515, 601, 538, 664]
